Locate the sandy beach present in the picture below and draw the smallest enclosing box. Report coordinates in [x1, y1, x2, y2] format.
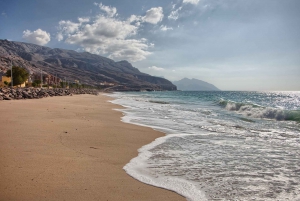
[0, 94, 184, 201]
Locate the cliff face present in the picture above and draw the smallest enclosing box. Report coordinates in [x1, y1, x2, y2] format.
[0, 39, 176, 91]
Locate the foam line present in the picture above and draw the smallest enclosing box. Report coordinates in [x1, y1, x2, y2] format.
[124, 135, 207, 201]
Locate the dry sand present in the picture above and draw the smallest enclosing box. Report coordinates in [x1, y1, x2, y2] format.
[0, 94, 185, 201]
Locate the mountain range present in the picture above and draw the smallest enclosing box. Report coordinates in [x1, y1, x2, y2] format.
[0, 39, 176, 91]
[173, 78, 220, 91]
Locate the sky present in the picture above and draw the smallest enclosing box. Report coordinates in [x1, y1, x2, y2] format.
[0, 0, 299, 91]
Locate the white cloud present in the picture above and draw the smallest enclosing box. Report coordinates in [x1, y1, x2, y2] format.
[128, 14, 143, 25]
[183, 0, 200, 5]
[97, 3, 117, 18]
[56, 3, 170, 62]
[56, 32, 64, 41]
[160, 25, 173, 31]
[57, 8, 153, 62]
[168, 0, 201, 21]
[168, 6, 182, 20]
[148, 66, 165, 71]
[104, 39, 151, 61]
[143, 7, 164, 24]
[56, 18, 90, 41]
[22, 29, 51, 45]
[58, 20, 80, 34]
[78, 17, 90, 23]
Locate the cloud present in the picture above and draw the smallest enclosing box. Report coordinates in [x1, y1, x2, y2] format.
[57, 4, 155, 62]
[56, 3, 169, 62]
[104, 39, 151, 61]
[56, 32, 64, 41]
[56, 3, 175, 62]
[183, 0, 200, 5]
[58, 20, 80, 34]
[143, 7, 164, 24]
[128, 7, 164, 25]
[168, 0, 200, 21]
[78, 17, 90, 23]
[168, 6, 182, 20]
[148, 66, 165, 71]
[128, 14, 142, 23]
[22, 29, 51, 45]
[96, 3, 117, 18]
[167, 0, 203, 21]
[160, 25, 173, 31]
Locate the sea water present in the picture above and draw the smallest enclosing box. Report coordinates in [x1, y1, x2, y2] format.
[107, 91, 300, 201]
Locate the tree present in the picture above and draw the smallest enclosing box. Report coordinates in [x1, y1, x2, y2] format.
[32, 80, 41, 87]
[6, 66, 29, 86]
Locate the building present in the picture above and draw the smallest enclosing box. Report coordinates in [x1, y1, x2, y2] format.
[0, 72, 11, 87]
[99, 81, 115, 86]
[0, 72, 29, 88]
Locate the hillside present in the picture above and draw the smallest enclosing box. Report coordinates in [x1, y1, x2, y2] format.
[173, 78, 220, 91]
[0, 39, 176, 91]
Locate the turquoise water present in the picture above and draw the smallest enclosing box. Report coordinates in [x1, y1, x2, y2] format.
[109, 91, 300, 201]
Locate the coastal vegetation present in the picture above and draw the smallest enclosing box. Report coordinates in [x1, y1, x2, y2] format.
[6, 66, 29, 86]
[31, 79, 41, 87]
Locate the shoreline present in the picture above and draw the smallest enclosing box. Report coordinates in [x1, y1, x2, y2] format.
[109, 94, 208, 201]
[0, 94, 185, 201]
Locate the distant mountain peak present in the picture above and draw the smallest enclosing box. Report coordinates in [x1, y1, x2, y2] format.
[173, 78, 220, 91]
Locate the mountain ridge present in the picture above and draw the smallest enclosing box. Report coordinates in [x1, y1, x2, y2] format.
[0, 39, 176, 91]
[173, 78, 220, 91]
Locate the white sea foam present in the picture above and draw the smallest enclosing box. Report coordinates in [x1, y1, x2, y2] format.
[106, 92, 300, 201]
[124, 134, 207, 201]
[221, 99, 300, 121]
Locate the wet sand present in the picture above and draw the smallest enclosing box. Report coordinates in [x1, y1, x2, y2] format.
[0, 94, 185, 201]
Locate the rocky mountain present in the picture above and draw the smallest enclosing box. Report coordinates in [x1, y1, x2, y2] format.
[0, 39, 176, 91]
[173, 78, 220, 91]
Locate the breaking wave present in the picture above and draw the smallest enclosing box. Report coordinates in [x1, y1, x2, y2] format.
[218, 99, 300, 122]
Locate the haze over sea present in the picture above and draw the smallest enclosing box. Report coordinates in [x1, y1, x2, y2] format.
[109, 91, 300, 201]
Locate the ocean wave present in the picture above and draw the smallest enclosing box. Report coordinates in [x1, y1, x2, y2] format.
[149, 100, 170, 104]
[218, 99, 300, 122]
[110, 91, 300, 200]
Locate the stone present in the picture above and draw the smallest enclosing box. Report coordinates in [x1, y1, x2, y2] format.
[0, 88, 98, 100]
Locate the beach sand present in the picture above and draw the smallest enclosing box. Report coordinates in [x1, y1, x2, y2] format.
[0, 94, 185, 201]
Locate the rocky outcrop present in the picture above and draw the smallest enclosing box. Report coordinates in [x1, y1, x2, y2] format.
[0, 39, 177, 91]
[0, 88, 98, 100]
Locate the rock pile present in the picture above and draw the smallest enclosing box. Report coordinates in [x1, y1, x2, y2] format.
[0, 88, 98, 100]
